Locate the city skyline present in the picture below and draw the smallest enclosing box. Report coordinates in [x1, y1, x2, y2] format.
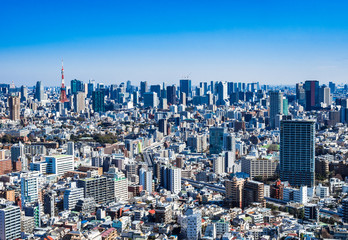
[1, 1, 348, 86]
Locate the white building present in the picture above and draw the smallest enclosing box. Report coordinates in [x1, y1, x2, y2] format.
[186, 214, 202, 240]
[21, 173, 39, 207]
[215, 219, 229, 236]
[0, 204, 21, 240]
[316, 184, 329, 198]
[139, 168, 153, 194]
[169, 167, 181, 194]
[45, 155, 74, 175]
[283, 186, 307, 204]
[63, 183, 84, 210]
[213, 156, 225, 175]
[105, 168, 129, 201]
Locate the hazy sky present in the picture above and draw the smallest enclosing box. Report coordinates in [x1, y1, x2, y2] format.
[1, 0, 348, 86]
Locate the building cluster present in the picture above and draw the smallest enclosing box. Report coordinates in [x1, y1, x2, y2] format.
[0, 76, 347, 239]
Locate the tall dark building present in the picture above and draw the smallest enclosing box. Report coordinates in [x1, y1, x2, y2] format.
[140, 81, 148, 96]
[92, 90, 105, 113]
[304, 80, 319, 111]
[269, 90, 283, 129]
[167, 85, 177, 105]
[71, 79, 84, 95]
[280, 119, 315, 187]
[8, 95, 20, 121]
[35, 81, 44, 102]
[180, 79, 191, 98]
[150, 85, 161, 97]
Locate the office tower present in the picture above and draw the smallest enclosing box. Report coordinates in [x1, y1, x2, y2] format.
[105, 168, 128, 201]
[329, 81, 336, 94]
[225, 177, 244, 208]
[150, 84, 161, 97]
[160, 98, 167, 109]
[216, 81, 229, 105]
[87, 80, 95, 98]
[74, 91, 85, 112]
[209, 127, 227, 154]
[67, 142, 74, 156]
[342, 198, 348, 223]
[20, 85, 27, 102]
[63, 183, 84, 210]
[269, 90, 283, 129]
[70, 79, 84, 95]
[34, 81, 44, 102]
[139, 168, 153, 193]
[213, 156, 225, 175]
[296, 83, 305, 106]
[166, 85, 177, 105]
[180, 92, 186, 106]
[304, 80, 319, 111]
[340, 98, 348, 123]
[133, 91, 140, 106]
[0, 204, 21, 240]
[140, 81, 148, 96]
[180, 79, 192, 98]
[8, 95, 20, 121]
[223, 132, 235, 152]
[280, 120, 315, 187]
[92, 90, 105, 112]
[45, 155, 74, 175]
[59, 61, 69, 103]
[159, 119, 168, 136]
[319, 85, 331, 106]
[11, 142, 24, 162]
[283, 97, 288, 115]
[143, 92, 158, 108]
[21, 173, 39, 207]
[43, 190, 57, 217]
[77, 176, 115, 204]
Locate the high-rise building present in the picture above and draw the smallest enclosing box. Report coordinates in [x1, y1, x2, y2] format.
[159, 119, 168, 136]
[67, 142, 74, 156]
[139, 168, 153, 193]
[63, 183, 84, 210]
[92, 90, 105, 112]
[269, 90, 283, 129]
[71, 79, 84, 95]
[319, 85, 331, 106]
[140, 81, 148, 96]
[209, 127, 227, 154]
[280, 120, 315, 187]
[43, 190, 57, 217]
[21, 173, 39, 207]
[150, 84, 161, 97]
[180, 79, 192, 98]
[213, 155, 225, 175]
[20, 85, 27, 102]
[143, 92, 158, 108]
[11, 142, 24, 163]
[74, 91, 85, 112]
[243, 180, 264, 208]
[225, 177, 244, 208]
[160, 166, 181, 194]
[0, 204, 21, 240]
[87, 80, 95, 98]
[45, 155, 74, 175]
[77, 176, 115, 204]
[167, 85, 177, 105]
[216, 81, 229, 106]
[304, 80, 319, 111]
[34, 81, 44, 102]
[105, 168, 128, 201]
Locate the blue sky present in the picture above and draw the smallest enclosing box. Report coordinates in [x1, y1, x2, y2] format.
[1, 0, 348, 86]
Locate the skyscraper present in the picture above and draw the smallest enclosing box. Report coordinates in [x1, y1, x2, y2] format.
[92, 90, 105, 112]
[209, 127, 227, 154]
[304, 80, 319, 111]
[269, 90, 283, 129]
[8, 95, 20, 121]
[74, 92, 85, 112]
[166, 85, 177, 105]
[143, 92, 158, 108]
[34, 81, 44, 102]
[71, 79, 84, 95]
[180, 79, 192, 98]
[216, 81, 229, 106]
[20, 85, 27, 102]
[280, 119, 315, 187]
[140, 81, 148, 96]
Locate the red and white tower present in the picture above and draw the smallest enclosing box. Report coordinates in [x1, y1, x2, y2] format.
[59, 60, 69, 103]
